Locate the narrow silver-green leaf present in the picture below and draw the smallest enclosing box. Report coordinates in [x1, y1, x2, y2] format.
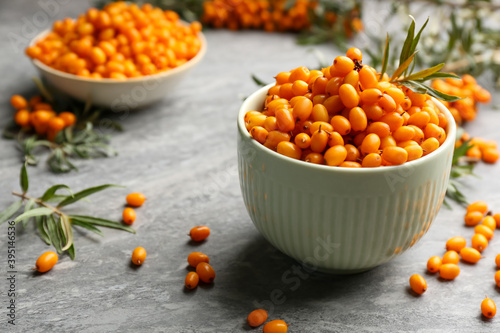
[21, 199, 36, 228]
[391, 51, 418, 81]
[0, 200, 23, 225]
[20, 163, 29, 193]
[40, 185, 73, 202]
[379, 33, 390, 81]
[46, 215, 62, 254]
[396, 63, 444, 82]
[402, 80, 462, 102]
[60, 215, 73, 251]
[409, 17, 429, 56]
[417, 72, 461, 81]
[57, 184, 122, 207]
[58, 220, 75, 259]
[69, 215, 135, 233]
[70, 218, 104, 237]
[13, 207, 53, 224]
[399, 16, 415, 67]
[36, 216, 51, 245]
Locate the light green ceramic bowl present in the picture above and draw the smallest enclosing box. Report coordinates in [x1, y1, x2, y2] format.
[237, 84, 456, 274]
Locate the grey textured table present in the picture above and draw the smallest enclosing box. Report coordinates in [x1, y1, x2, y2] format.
[1, 1, 500, 332]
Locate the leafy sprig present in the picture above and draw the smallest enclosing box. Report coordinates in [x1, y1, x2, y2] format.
[0, 164, 135, 259]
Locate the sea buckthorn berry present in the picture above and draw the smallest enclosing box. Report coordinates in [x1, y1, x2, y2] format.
[339, 84, 360, 109]
[340, 161, 361, 168]
[324, 145, 347, 166]
[263, 320, 288, 333]
[58, 112, 76, 126]
[475, 225, 493, 241]
[251, 126, 269, 144]
[361, 133, 381, 155]
[364, 104, 384, 121]
[247, 309, 268, 328]
[264, 131, 291, 150]
[245, 111, 262, 123]
[131, 247, 146, 265]
[359, 66, 378, 89]
[15, 110, 31, 127]
[310, 129, 329, 153]
[264, 117, 278, 132]
[496, 254, 500, 268]
[439, 263, 460, 280]
[405, 145, 423, 161]
[328, 131, 344, 147]
[126, 193, 146, 207]
[48, 117, 65, 132]
[362, 153, 382, 167]
[401, 98, 412, 110]
[379, 94, 396, 112]
[289, 66, 310, 83]
[393, 126, 416, 142]
[292, 97, 313, 121]
[442, 250, 460, 265]
[344, 70, 359, 86]
[471, 233, 488, 252]
[446, 237, 466, 252]
[35, 251, 58, 273]
[496, 271, 500, 287]
[309, 122, 333, 134]
[360, 89, 383, 104]
[196, 262, 215, 283]
[409, 274, 427, 295]
[275, 109, 295, 132]
[325, 77, 343, 96]
[189, 226, 210, 242]
[345, 144, 360, 162]
[185, 272, 199, 290]
[275, 72, 291, 85]
[421, 138, 440, 156]
[381, 136, 397, 150]
[346, 47, 362, 61]
[279, 83, 294, 100]
[247, 114, 267, 130]
[481, 297, 496, 319]
[295, 133, 311, 149]
[330, 115, 351, 136]
[381, 146, 408, 165]
[311, 77, 328, 95]
[460, 247, 481, 264]
[494, 213, 500, 228]
[292, 80, 309, 97]
[482, 216, 496, 231]
[465, 211, 484, 226]
[386, 87, 406, 105]
[427, 256, 442, 273]
[311, 104, 329, 122]
[483, 148, 500, 163]
[349, 107, 367, 132]
[11, 95, 28, 109]
[122, 207, 136, 225]
[305, 153, 324, 164]
[333, 56, 354, 76]
[408, 111, 430, 128]
[188, 252, 209, 268]
[380, 112, 404, 132]
[277, 141, 302, 160]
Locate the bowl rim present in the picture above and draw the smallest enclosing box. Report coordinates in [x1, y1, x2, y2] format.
[28, 26, 207, 84]
[238, 83, 457, 174]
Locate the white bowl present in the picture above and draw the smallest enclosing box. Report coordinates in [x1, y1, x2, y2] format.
[237, 84, 456, 274]
[28, 29, 206, 110]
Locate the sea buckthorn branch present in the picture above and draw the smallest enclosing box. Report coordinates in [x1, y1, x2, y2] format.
[0, 164, 135, 259]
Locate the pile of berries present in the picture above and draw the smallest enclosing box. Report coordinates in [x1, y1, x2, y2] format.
[25, 1, 202, 79]
[10, 94, 76, 141]
[185, 226, 215, 290]
[455, 131, 499, 164]
[245, 48, 448, 167]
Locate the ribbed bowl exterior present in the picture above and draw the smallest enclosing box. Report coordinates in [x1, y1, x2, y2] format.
[237, 84, 456, 274]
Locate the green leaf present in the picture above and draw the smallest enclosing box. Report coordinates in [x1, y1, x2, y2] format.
[399, 81, 462, 102]
[453, 140, 473, 165]
[60, 215, 73, 251]
[409, 17, 429, 56]
[0, 201, 23, 225]
[57, 184, 122, 208]
[36, 216, 51, 245]
[417, 72, 461, 81]
[21, 199, 36, 228]
[46, 215, 62, 254]
[391, 51, 418, 81]
[40, 185, 73, 202]
[69, 215, 135, 233]
[70, 218, 104, 237]
[251, 74, 267, 87]
[68, 244, 75, 260]
[397, 63, 444, 82]
[57, 218, 75, 259]
[20, 163, 29, 193]
[379, 33, 390, 81]
[399, 16, 415, 67]
[13, 207, 53, 224]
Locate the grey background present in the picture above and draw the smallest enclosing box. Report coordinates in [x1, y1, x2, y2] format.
[1, 0, 499, 332]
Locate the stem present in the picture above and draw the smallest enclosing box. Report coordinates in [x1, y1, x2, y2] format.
[11, 191, 63, 216]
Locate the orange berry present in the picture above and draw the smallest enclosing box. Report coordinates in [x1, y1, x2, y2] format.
[446, 236, 466, 252]
[359, 66, 378, 89]
[126, 192, 146, 207]
[471, 233, 488, 252]
[439, 263, 460, 280]
[467, 201, 488, 214]
[122, 207, 136, 225]
[475, 224, 493, 241]
[131, 247, 146, 265]
[496, 271, 500, 288]
[10, 95, 28, 109]
[196, 262, 215, 283]
[187, 252, 209, 268]
[381, 146, 408, 165]
[35, 251, 58, 273]
[460, 247, 481, 264]
[189, 226, 210, 242]
[14, 109, 31, 127]
[464, 211, 483, 226]
[247, 309, 268, 328]
[427, 256, 442, 273]
[294, 133, 311, 149]
[361, 153, 382, 167]
[277, 141, 302, 159]
[305, 152, 324, 164]
[333, 56, 354, 76]
[263, 320, 288, 333]
[409, 274, 427, 294]
[442, 250, 460, 265]
[324, 145, 347, 166]
[48, 117, 66, 132]
[185, 272, 199, 290]
[481, 216, 496, 231]
[346, 47, 362, 61]
[349, 107, 367, 132]
[481, 297, 496, 319]
[251, 126, 269, 144]
[496, 254, 500, 268]
[483, 148, 499, 163]
[361, 133, 381, 155]
[339, 84, 360, 109]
